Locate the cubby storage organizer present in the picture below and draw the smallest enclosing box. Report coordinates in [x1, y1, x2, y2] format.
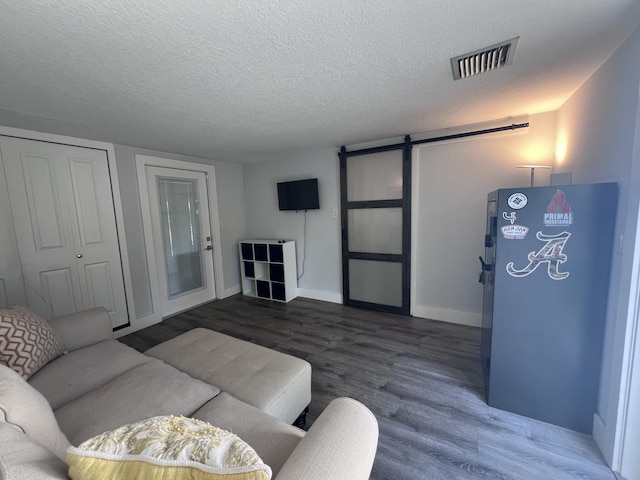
[239, 240, 297, 302]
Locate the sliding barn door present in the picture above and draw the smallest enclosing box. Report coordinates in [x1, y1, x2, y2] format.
[0, 136, 129, 328]
[339, 138, 412, 315]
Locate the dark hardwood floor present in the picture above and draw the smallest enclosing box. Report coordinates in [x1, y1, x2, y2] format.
[120, 295, 615, 480]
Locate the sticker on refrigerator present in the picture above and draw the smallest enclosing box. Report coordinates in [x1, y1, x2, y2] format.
[507, 193, 528, 210]
[544, 190, 573, 227]
[506, 231, 571, 280]
[501, 211, 528, 239]
[501, 225, 529, 239]
[502, 211, 517, 224]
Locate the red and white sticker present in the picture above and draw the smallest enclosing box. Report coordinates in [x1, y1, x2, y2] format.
[544, 190, 573, 227]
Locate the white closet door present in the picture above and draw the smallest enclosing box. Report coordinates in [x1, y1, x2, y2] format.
[0, 137, 128, 328]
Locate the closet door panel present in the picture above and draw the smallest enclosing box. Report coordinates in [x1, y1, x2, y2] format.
[0, 137, 128, 327]
[2, 145, 81, 319]
[40, 268, 79, 318]
[21, 153, 68, 251]
[83, 262, 116, 313]
[68, 154, 125, 320]
[69, 158, 105, 246]
[0, 144, 26, 308]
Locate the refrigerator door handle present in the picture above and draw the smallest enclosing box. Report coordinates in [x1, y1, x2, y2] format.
[478, 256, 492, 283]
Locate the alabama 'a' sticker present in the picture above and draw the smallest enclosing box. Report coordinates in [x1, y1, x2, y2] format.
[506, 231, 571, 280]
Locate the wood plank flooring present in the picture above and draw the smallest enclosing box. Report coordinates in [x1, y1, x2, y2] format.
[120, 295, 615, 480]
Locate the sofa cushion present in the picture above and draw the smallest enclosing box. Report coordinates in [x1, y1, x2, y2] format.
[66, 415, 272, 480]
[0, 305, 65, 379]
[55, 359, 221, 445]
[29, 339, 154, 410]
[146, 328, 312, 424]
[0, 364, 70, 461]
[194, 392, 304, 476]
[0, 422, 69, 480]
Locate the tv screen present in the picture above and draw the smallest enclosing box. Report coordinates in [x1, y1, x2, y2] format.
[277, 178, 320, 211]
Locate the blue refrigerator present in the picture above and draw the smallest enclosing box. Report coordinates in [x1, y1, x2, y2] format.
[480, 183, 617, 433]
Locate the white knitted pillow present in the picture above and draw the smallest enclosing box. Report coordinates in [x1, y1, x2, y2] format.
[66, 415, 272, 480]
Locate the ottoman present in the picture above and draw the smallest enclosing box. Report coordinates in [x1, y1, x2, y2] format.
[145, 328, 312, 425]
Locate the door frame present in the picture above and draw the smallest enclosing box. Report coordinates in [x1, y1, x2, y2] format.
[136, 155, 224, 318]
[145, 166, 216, 316]
[0, 125, 136, 329]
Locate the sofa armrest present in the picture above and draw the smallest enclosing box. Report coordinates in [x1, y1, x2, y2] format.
[0, 423, 69, 480]
[47, 307, 114, 352]
[274, 397, 378, 480]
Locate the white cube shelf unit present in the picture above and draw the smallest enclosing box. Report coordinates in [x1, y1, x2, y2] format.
[239, 240, 298, 303]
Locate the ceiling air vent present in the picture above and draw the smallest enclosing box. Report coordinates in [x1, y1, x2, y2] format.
[451, 37, 519, 80]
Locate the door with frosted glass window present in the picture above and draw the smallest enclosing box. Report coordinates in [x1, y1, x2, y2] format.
[145, 166, 216, 316]
[339, 140, 411, 315]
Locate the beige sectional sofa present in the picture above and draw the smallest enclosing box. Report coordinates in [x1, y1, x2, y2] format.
[0, 307, 378, 479]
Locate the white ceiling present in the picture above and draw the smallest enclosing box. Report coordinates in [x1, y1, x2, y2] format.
[1, 0, 639, 163]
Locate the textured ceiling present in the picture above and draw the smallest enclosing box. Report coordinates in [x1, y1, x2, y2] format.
[1, 0, 639, 163]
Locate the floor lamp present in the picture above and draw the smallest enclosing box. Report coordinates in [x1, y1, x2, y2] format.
[516, 164, 552, 187]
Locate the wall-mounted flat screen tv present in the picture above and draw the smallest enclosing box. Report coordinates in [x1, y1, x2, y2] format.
[277, 178, 320, 211]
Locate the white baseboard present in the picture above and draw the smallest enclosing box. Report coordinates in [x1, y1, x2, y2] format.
[114, 313, 162, 338]
[411, 305, 482, 327]
[593, 412, 615, 468]
[297, 288, 343, 304]
[219, 285, 242, 299]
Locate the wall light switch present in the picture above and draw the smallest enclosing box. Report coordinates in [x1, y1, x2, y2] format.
[332, 209, 338, 218]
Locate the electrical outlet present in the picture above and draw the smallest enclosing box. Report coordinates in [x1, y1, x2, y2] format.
[219, 220, 224, 230]
[332, 209, 338, 218]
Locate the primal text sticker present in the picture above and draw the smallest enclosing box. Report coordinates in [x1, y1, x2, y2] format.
[544, 190, 573, 227]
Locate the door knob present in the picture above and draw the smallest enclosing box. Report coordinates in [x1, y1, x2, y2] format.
[205, 245, 213, 250]
[76, 254, 83, 258]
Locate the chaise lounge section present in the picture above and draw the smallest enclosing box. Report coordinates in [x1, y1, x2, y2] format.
[0, 306, 379, 480]
[145, 327, 312, 425]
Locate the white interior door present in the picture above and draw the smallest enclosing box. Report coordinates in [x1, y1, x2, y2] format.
[145, 166, 216, 316]
[0, 136, 129, 328]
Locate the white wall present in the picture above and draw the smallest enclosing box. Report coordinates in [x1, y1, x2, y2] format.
[114, 145, 247, 317]
[412, 112, 557, 326]
[240, 115, 560, 314]
[242, 149, 342, 302]
[554, 26, 640, 472]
